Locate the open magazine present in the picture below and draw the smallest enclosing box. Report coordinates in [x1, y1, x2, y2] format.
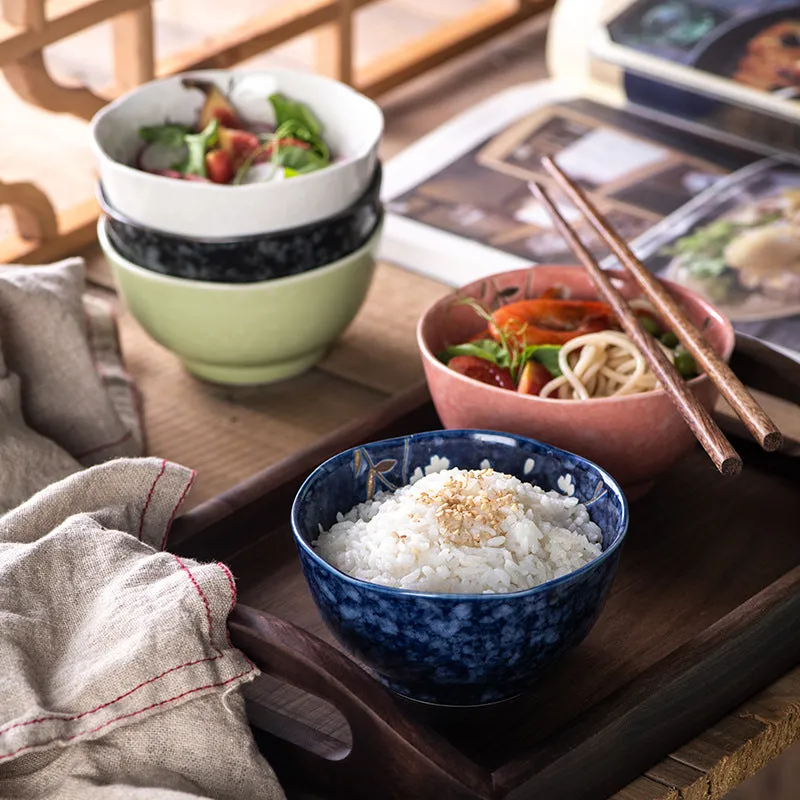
[380, 0, 800, 362]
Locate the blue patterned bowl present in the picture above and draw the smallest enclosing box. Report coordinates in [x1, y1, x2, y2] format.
[291, 429, 628, 706]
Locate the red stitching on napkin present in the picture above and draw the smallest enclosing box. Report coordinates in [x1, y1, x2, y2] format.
[137, 459, 167, 540]
[160, 471, 197, 551]
[218, 563, 237, 607]
[0, 554, 243, 739]
[0, 669, 254, 762]
[0, 653, 224, 739]
[172, 555, 217, 649]
[217, 561, 248, 667]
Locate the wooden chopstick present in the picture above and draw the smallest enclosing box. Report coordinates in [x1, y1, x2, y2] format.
[541, 155, 784, 453]
[529, 182, 742, 477]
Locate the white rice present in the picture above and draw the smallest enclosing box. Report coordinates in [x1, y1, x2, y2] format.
[313, 460, 603, 595]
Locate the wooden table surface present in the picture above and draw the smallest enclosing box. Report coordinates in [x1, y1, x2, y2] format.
[78, 15, 798, 798]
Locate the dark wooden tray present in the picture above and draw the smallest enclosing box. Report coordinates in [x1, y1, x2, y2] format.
[170, 335, 800, 800]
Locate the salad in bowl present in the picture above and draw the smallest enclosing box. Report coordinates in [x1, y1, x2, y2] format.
[90, 69, 383, 238]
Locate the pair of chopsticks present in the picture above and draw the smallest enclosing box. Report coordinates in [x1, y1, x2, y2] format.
[529, 156, 783, 477]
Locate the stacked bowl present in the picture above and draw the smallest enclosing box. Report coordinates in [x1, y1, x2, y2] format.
[91, 69, 384, 385]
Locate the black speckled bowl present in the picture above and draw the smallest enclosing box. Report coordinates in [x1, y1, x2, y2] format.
[98, 162, 382, 283]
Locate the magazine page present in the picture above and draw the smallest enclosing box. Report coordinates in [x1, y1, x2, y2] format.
[382, 89, 759, 285]
[620, 158, 800, 359]
[590, 0, 800, 126]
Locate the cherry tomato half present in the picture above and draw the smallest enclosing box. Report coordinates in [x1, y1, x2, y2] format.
[516, 360, 552, 396]
[448, 356, 514, 390]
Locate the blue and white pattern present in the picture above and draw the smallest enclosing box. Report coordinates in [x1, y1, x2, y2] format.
[291, 429, 628, 706]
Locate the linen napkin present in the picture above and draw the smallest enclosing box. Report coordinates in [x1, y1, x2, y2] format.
[0, 258, 143, 513]
[0, 258, 286, 798]
[0, 457, 285, 800]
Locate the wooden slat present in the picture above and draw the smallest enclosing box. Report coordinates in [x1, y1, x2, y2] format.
[314, 0, 354, 84]
[647, 758, 708, 800]
[111, 4, 154, 92]
[1, 0, 44, 28]
[669, 687, 800, 799]
[615, 667, 800, 800]
[609, 776, 676, 800]
[355, 0, 552, 98]
[0, 197, 97, 265]
[155, 0, 339, 76]
[0, 0, 150, 65]
[0, 178, 58, 241]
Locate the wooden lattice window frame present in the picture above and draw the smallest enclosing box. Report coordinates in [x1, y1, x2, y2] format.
[0, 0, 554, 265]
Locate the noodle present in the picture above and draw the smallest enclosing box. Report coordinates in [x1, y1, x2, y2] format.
[539, 331, 667, 400]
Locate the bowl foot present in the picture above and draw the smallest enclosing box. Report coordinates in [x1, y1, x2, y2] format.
[391, 687, 522, 709]
[181, 347, 327, 386]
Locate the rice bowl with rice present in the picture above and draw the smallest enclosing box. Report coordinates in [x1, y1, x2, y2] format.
[313, 460, 603, 595]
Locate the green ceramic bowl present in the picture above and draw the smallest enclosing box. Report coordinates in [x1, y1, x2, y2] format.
[98, 216, 381, 385]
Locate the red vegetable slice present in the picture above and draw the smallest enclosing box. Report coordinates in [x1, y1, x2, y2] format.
[205, 150, 234, 184]
[218, 128, 260, 170]
[448, 355, 514, 390]
[517, 360, 552, 396]
[183, 80, 244, 130]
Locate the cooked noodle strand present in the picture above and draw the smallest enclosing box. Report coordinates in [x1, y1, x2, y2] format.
[539, 331, 665, 400]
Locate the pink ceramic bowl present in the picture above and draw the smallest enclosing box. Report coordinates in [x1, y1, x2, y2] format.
[417, 265, 736, 498]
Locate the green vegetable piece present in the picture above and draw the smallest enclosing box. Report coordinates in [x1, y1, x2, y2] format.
[660, 330, 679, 348]
[268, 93, 330, 166]
[439, 339, 509, 367]
[182, 119, 219, 178]
[269, 93, 323, 137]
[639, 315, 661, 336]
[138, 124, 192, 148]
[529, 345, 563, 378]
[272, 144, 328, 174]
[673, 347, 697, 379]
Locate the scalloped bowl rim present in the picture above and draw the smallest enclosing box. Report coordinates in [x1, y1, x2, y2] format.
[89, 68, 384, 194]
[291, 428, 629, 602]
[417, 266, 736, 407]
[97, 213, 384, 290]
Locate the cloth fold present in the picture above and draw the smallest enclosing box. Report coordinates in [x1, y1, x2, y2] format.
[0, 258, 143, 514]
[0, 458, 285, 800]
[0, 260, 285, 799]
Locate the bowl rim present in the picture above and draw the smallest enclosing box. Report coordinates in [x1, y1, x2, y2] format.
[290, 428, 629, 601]
[89, 68, 384, 193]
[97, 213, 383, 290]
[96, 161, 383, 244]
[417, 265, 736, 407]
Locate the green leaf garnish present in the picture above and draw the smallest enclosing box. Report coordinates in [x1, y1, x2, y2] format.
[139, 123, 192, 148]
[524, 345, 563, 377]
[268, 93, 330, 169]
[182, 119, 219, 178]
[438, 339, 509, 367]
[269, 93, 323, 136]
[443, 298, 564, 383]
[272, 144, 329, 174]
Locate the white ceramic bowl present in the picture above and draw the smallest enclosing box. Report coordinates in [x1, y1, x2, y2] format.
[90, 69, 384, 238]
[98, 216, 381, 386]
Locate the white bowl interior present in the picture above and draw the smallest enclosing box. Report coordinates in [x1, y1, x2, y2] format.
[92, 69, 384, 171]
